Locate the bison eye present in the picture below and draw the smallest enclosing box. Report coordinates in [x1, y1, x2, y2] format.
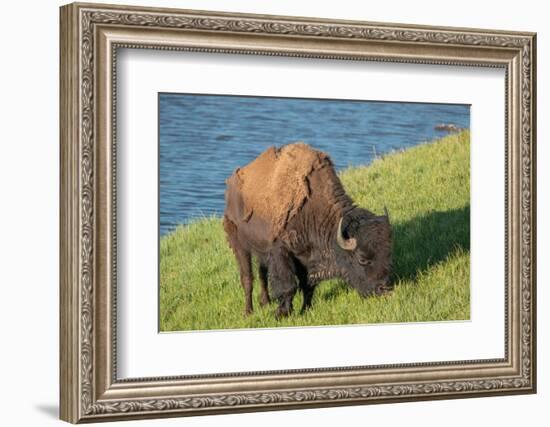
[358, 257, 372, 266]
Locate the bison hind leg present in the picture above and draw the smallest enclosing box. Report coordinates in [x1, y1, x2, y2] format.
[223, 215, 254, 315]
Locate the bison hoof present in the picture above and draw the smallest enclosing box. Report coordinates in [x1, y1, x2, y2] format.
[300, 305, 312, 315]
[244, 307, 253, 316]
[259, 294, 271, 307]
[275, 307, 292, 320]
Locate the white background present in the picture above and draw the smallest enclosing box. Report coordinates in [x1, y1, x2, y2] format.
[118, 50, 505, 377]
[0, 0, 546, 426]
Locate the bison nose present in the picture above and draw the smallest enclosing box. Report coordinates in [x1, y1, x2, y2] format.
[375, 280, 392, 296]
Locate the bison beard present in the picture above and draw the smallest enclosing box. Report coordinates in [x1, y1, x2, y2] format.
[223, 142, 392, 318]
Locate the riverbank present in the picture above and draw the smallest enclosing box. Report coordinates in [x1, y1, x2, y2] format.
[160, 130, 470, 331]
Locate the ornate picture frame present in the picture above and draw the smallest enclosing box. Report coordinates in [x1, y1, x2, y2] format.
[60, 2, 536, 423]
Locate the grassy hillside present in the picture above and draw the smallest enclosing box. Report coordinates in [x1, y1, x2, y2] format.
[160, 131, 470, 331]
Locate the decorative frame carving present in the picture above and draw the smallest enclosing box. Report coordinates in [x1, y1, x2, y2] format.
[60, 2, 536, 423]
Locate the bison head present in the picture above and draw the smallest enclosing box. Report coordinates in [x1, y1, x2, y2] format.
[334, 208, 392, 297]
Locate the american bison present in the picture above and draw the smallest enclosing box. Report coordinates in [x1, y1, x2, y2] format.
[223, 142, 392, 318]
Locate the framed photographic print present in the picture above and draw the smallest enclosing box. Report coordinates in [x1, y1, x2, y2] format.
[59, 2, 537, 423]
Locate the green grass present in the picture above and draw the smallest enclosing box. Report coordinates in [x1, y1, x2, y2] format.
[160, 131, 470, 331]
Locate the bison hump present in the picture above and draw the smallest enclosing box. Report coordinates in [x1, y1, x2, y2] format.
[233, 142, 331, 241]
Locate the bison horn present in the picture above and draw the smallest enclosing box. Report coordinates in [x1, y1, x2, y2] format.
[336, 217, 357, 251]
[384, 205, 390, 221]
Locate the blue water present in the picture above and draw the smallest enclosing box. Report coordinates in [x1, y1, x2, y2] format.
[159, 94, 470, 236]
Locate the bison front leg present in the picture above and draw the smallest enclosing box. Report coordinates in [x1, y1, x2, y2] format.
[258, 263, 271, 307]
[294, 261, 315, 314]
[268, 246, 298, 319]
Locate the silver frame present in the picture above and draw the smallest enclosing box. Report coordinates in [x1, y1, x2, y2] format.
[60, 2, 536, 423]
